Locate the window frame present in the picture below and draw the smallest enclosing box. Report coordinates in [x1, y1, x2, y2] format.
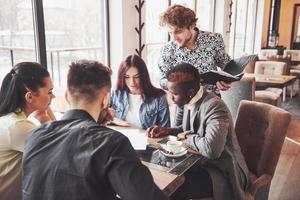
[31, 0, 110, 69]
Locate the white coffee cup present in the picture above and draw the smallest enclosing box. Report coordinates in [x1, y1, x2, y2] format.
[166, 141, 182, 154]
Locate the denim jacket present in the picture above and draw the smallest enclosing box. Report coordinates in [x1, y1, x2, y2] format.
[110, 90, 170, 129]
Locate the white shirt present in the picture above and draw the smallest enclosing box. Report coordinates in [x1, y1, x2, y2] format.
[0, 111, 37, 200]
[186, 87, 204, 130]
[125, 94, 143, 128]
[186, 86, 204, 113]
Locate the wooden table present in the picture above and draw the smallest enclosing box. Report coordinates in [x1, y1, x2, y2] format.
[244, 73, 297, 102]
[108, 126, 187, 196]
[145, 163, 185, 196]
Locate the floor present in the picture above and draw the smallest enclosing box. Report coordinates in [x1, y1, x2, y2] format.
[280, 93, 300, 119]
[280, 94, 300, 144]
[269, 139, 300, 200]
[268, 94, 300, 200]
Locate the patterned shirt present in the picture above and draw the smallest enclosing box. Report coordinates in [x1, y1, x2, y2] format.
[158, 28, 231, 93]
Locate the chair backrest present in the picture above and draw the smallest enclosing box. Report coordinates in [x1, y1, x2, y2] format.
[235, 100, 291, 177]
[254, 61, 287, 76]
[220, 77, 255, 122]
[266, 55, 291, 75]
[284, 49, 300, 62]
[243, 56, 258, 73]
[259, 49, 278, 60]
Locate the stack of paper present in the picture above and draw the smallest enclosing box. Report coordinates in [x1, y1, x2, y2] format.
[117, 129, 148, 150]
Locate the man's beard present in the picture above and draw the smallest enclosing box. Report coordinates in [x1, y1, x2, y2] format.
[181, 31, 194, 47]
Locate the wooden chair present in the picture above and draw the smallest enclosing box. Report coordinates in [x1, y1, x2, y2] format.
[254, 61, 287, 106]
[235, 100, 291, 200]
[258, 49, 278, 60]
[284, 50, 300, 92]
[243, 56, 259, 74]
[266, 55, 291, 75]
[283, 49, 300, 64]
[266, 55, 299, 97]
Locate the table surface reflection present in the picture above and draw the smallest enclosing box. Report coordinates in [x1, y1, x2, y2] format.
[107, 125, 205, 196]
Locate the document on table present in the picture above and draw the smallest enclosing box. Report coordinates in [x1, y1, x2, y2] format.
[118, 129, 148, 150]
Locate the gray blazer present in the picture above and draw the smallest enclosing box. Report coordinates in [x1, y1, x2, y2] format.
[171, 91, 250, 200]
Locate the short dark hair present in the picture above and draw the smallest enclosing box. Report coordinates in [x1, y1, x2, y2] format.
[160, 5, 198, 28]
[116, 54, 165, 100]
[0, 62, 50, 117]
[67, 60, 112, 102]
[166, 63, 200, 84]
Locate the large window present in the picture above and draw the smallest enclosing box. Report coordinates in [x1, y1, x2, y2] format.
[0, 0, 36, 80]
[144, 0, 217, 86]
[0, 0, 108, 88]
[43, 0, 108, 87]
[145, 0, 168, 86]
[196, 0, 215, 32]
[229, 0, 264, 58]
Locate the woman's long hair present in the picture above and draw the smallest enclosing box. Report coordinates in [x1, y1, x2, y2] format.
[116, 54, 165, 101]
[0, 62, 50, 117]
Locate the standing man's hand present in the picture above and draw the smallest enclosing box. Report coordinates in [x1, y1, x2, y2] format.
[146, 125, 170, 138]
[216, 81, 231, 91]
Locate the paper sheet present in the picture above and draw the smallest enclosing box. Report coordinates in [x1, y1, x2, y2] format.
[118, 129, 148, 150]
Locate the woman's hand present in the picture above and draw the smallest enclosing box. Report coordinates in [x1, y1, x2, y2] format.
[31, 107, 56, 124]
[146, 125, 170, 138]
[98, 108, 115, 125]
[110, 117, 131, 127]
[216, 81, 231, 91]
[46, 107, 56, 120]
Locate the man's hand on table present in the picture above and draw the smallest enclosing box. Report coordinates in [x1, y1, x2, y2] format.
[98, 107, 115, 125]
[146, 125, 170, 138]
[111, 117, 131, 127]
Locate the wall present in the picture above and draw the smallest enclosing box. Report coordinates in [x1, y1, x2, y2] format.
[109, 0, 144, 83]
[262, 0, 300, 49]
[278, 0, 300, 49]
[261, 0, 272, 48]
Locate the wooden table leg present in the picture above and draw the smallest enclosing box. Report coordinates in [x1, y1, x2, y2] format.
[283, 87, 286, 102]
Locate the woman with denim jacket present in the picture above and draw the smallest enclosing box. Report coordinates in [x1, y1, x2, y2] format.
[110, 54, 170, 129]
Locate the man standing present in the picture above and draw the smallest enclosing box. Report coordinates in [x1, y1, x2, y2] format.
[22, 60, 169, 200]
[147, 63, 249, 200]
[158, 5, 231, 93]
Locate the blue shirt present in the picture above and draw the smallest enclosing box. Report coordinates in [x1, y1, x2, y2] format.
[110, 90, 170, 129]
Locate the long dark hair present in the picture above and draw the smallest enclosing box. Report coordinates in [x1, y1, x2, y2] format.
[116, 54, 165, 100]
[0, 62, 50, 117]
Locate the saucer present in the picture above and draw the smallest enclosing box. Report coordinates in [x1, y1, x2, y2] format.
[159, 146, 188, 158]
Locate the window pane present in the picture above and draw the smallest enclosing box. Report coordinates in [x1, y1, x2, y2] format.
[244, 0, 256, 54]
[233, 0, 248, 57]
[43, 0, 108, 88]
[196, 0, 214, 31]
[0, 0, 36, 81]
[145, 0, 168, 44]
[146, 44, 165, 87]
[145, 0, 168, 86]
[229, 0, 237, 57]
[171, 0, 195, 9]
[229, 0, 263, 58]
